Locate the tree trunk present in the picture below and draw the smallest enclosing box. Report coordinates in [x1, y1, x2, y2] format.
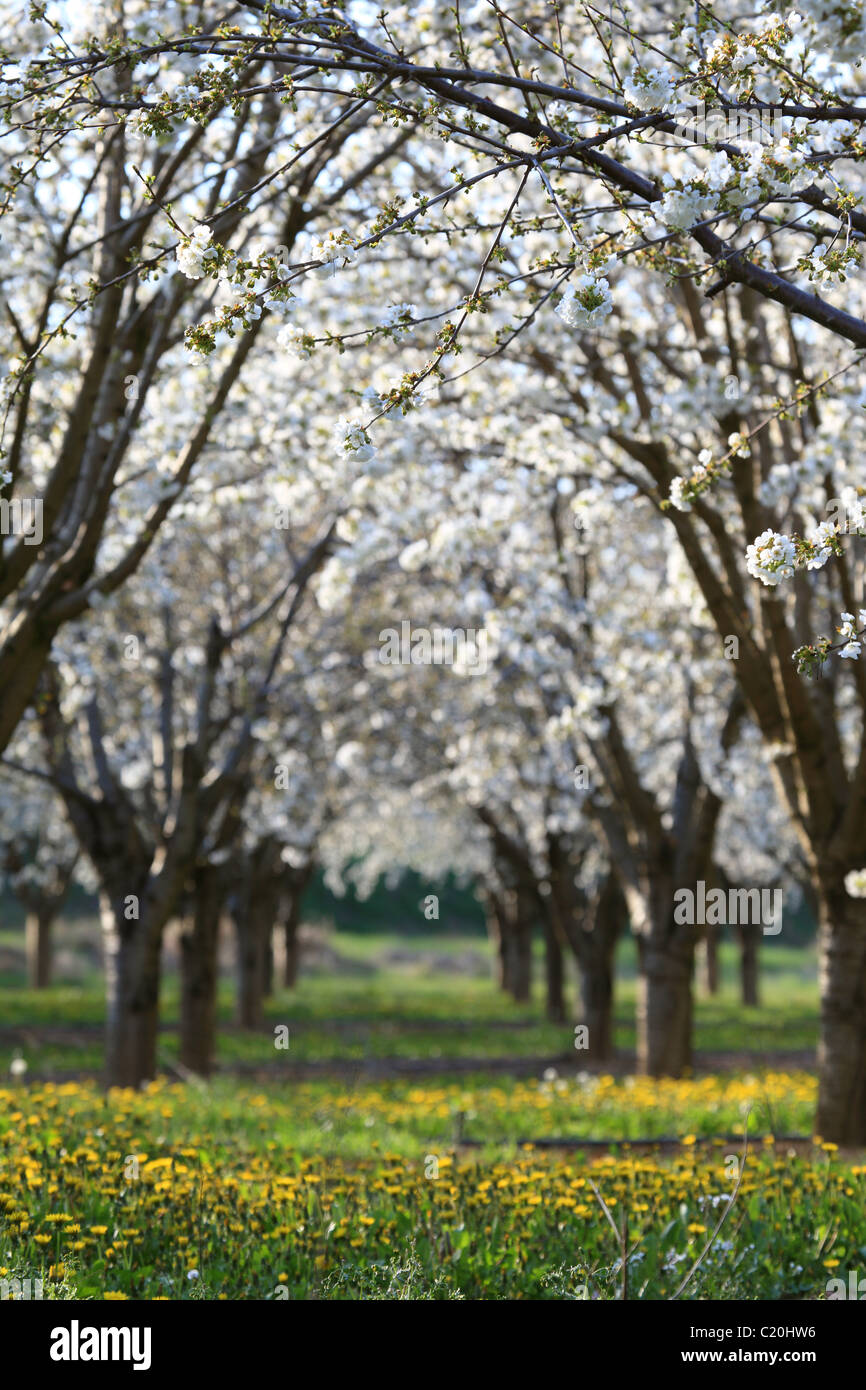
[262, 924, 274, 999]
[235, 862, 280, 1029]
[547, 856, 624, 1064]
[102, 896, 162, 1089]
[580, 953, 614, 1061]
[179, 922, 218, 1076]
[508, 889, 536, 1000]
[236, 909, 267, 1029]
[282, 877, 307, 989]
[637, 941, 694, 1077]
[497, 887, 522, 997]
[815, 890, 866, 1144]
[543, 912, 566, 1022]
[25, 907, 54, 988]
[0, 628, 55, 758]
[738, 922, 760, 1007]
[484, 893, 510, 992]
[511, 913, 532, 1003]
[697, 923, 719, 996]
[283, 920, 300, 989]
[179, 869, 224, 1077]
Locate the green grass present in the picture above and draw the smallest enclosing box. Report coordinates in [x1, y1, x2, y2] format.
[0, 921, 819, 1078]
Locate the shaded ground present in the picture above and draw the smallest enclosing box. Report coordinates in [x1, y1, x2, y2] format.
[0, 915, 819, 1081]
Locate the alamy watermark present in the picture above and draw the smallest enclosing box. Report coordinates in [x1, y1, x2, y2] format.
[0, 497, 43, 546]
[1, 1276, 43, 1300]
[49, 1321, 152, 1371]
[674, 880, 782, 935]
[378, 620, 493, 676]
[674, 100, 788, 147]
[826, 1269, 866, 1299]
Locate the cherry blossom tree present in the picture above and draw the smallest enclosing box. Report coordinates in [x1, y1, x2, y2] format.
[0, 1, 405, 753]
[0, 777, 79, 986]
[304, 410, 798, 1068]
[31, 476, 334, 1085]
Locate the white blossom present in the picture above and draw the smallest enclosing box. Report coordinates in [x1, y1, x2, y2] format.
[556, 275, 613, 331]
[668, 477, 693, 512]
[838, 610, 862, 658]
[623, 66, 676, 112]
[804, 519, 837, 570]
[845, 869, 866, 898]
[658, 187, 711, 231]
[276, 323, 312, 358]
[176, 225, 216, 279]
[313, 229, 357, 274]
[334, 418, 376, 462]
[745, 529, 796, 586]
[398, 538, 429, 571]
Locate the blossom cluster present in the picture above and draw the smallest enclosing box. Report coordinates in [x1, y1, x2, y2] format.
[312, 229, 358, 275]
[667, 446, 729, 511]
[175, 226, 216, 279]
[836, 610, 866, 661]
[745, 522, 842, 587]
[800, 243, 862, 287]
[333, 418, 377, 464]
[623, 65, 677, 113]
[792, 610, 866, 676]
[556, 274, 614, 332]
[656, 135, 815, 235]
[700, 13, 804, 90]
